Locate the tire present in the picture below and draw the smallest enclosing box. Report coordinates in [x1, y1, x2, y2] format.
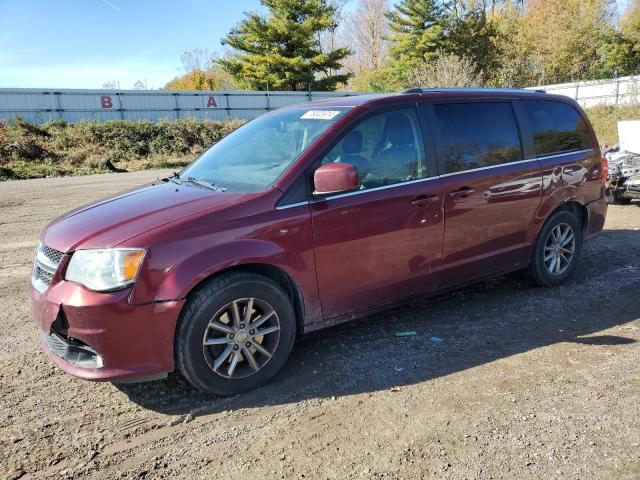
[604, 188, 617, 204]
[527, 210, 583, 287]
[616, 195, 633, 205]
[606, 189, 632, 205]
[175, 271, 296, 395]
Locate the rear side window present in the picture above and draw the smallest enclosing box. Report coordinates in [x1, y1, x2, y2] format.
[434, 102, 522, 173]
[523, 100, 594, 157]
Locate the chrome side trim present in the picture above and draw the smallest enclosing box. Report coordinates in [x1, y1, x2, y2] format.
[537, 148, 594, 161]
[275, 176, 441, 209]
[438, 158, 539, 178]
[275, 200, 310, 211]
[275, 149, 594, 210]
[324, 175, 440, 201]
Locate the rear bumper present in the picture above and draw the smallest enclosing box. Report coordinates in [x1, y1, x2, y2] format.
[29, 280, 184, 382]
[584, 193, 608, 241]
[621, 187, 640, 200]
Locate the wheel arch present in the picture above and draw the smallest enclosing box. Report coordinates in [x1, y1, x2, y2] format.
[527, 188, 589, 247]
[180, 263, 306, 336]
[553, 200, 588, 237]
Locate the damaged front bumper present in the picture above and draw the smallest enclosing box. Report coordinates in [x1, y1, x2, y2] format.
[29, 278, 184, 382]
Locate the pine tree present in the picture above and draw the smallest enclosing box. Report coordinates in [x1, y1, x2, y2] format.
[386, 0, 450, 66]
[218, 0, 351, 91]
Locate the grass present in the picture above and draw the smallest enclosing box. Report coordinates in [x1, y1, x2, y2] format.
[1, 104, 639, 181]
[584, 104, 640, 146]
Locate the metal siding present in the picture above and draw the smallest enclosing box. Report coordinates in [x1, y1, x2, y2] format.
[0, 88, 364, 124]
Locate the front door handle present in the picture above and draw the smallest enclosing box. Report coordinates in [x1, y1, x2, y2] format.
[410, 194, 439, 207]
[448, 187, 475, 199]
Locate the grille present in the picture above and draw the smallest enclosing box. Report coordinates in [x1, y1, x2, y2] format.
[42, 245, 63, 266]
[36, 266, 54, 284]
[42, 331, 103, 369]
[32, 243, 64, 292]
[45, 331, 68, 357]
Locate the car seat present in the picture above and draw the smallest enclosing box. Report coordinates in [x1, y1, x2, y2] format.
[371, 113, 418, 185]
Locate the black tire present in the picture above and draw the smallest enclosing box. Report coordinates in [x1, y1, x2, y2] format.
[527, 210, 583, 287]
[175, 271, 296, 395]
[615, 195, 633, 205]
[606, 189, 632, 205]
[604, 188, 616, 204]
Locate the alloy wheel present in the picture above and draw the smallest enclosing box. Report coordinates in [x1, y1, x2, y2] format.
[543, 223, 576, 275]
[202, 297, 281, 379]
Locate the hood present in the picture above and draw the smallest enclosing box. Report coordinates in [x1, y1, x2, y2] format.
[42, 181, 256, 252]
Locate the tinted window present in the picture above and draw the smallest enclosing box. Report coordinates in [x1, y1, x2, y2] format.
[524, 100, 594, 156]
[434, 103, 522, 173]
[321, 107, 426, 189]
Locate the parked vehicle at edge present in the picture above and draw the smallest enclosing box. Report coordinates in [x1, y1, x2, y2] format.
[603, 120, 640, 204]
[29, 88, 608, 395]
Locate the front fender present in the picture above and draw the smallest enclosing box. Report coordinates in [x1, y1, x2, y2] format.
[130, 237, 322, 324]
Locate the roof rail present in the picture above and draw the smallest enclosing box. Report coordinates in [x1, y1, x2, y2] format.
[401, 87, 548, 94]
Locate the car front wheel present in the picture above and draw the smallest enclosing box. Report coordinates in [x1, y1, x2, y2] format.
[175, 272, 296, 395]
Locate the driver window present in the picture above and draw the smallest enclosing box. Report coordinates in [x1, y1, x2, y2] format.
[321, 107, 426, 189]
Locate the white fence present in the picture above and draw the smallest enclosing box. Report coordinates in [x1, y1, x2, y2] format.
[3, 77, 640, 125]
[0, 88, 367, 124]
[527, 75, 640, 108]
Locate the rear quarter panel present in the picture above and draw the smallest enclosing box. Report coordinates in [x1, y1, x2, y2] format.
[526, 148, 604, 246]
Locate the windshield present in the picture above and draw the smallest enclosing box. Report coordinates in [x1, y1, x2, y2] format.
[179, 107, 350, 192]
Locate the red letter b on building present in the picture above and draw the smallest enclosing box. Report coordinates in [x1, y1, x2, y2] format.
[100, 96, 113, 109]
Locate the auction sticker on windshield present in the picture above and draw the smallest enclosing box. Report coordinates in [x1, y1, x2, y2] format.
[300, 110, 342, 120]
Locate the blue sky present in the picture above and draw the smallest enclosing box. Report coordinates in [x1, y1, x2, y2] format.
[0, 0, 266, 88]
[0, 0, 633, 89]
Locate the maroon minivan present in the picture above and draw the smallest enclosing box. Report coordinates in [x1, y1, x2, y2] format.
[29, 89, 608, 395]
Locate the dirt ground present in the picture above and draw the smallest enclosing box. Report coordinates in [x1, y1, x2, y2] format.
[1, 171, 639, 480]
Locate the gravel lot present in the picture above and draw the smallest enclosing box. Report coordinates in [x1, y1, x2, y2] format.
[1, 171, 639, 479]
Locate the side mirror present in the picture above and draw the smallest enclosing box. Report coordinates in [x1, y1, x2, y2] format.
[313, 163, 360, 197]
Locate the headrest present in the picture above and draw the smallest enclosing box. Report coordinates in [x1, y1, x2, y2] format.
[386, 114, 413, 146]
[342, 130, 363, 155]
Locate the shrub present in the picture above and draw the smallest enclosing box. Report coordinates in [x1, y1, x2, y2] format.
[584, 104, 640, 146]
[0, 117, 245, 180]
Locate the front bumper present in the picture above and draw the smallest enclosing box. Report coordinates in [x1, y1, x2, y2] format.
[29, 279, 184, 382]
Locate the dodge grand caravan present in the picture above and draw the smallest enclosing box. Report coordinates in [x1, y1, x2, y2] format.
[29, 89, 608, 395]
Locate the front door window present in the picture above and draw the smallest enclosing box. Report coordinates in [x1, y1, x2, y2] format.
[321, 108, 427, 189]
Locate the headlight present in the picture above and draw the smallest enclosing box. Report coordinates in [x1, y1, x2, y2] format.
[65, 248, 145, 291]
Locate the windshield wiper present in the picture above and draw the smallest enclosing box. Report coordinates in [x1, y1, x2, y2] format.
[184, 176, 227, 192]
[162, 172, 183, 185]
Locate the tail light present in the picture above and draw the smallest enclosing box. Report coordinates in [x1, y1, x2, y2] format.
[601, 155, 608, 186]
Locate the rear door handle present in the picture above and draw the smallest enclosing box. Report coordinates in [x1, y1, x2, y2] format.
[410, 194, 439, 207]
[448, 187, 475, 199]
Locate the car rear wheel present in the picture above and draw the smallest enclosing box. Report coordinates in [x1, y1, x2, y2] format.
[527, 210, 583, 287]
[175, 272, 296, 395]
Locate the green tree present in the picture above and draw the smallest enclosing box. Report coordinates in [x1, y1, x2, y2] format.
[443, 5, 500, 82]
[515, 0, 615, 85]
[218, 0, 351, 91]
[604, 0, 640, 76]
[164, 67, 240, 90]
[386, 0, 450, 69]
